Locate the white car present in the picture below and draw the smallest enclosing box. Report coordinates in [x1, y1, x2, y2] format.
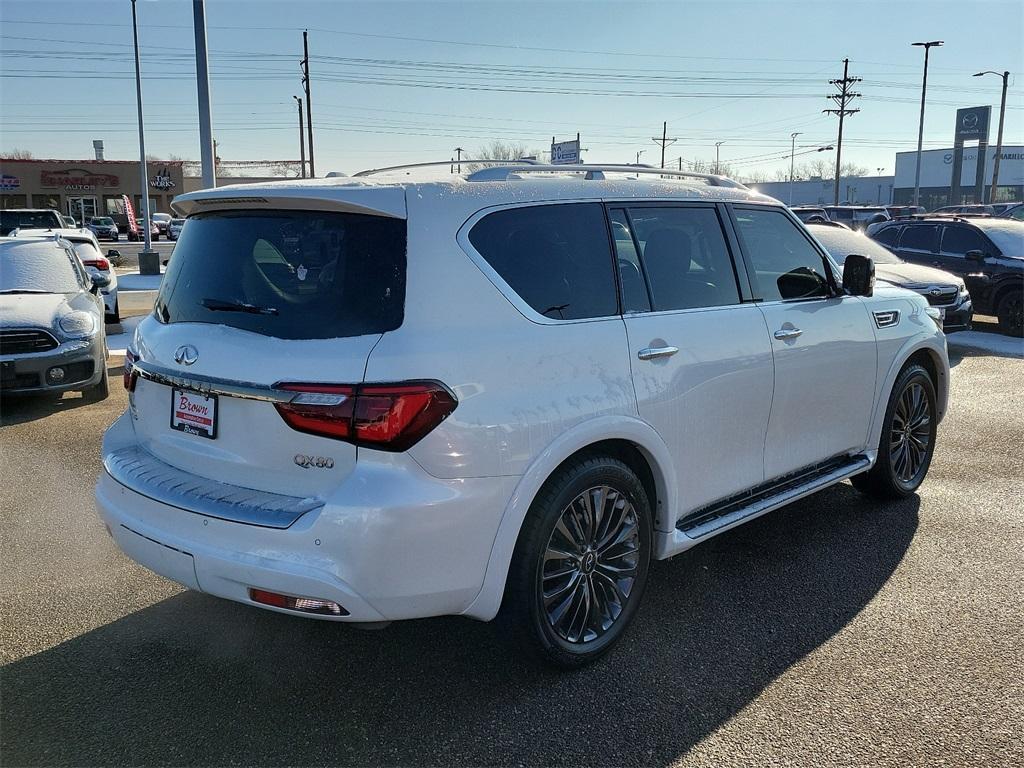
[96, 162, 949, 667]
[49, 229, 120, 322]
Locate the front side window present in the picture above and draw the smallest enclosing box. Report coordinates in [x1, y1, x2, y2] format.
[156, 210, 407, 340]
[626, 206, 740, 311]
[898, 225, 939, 252]
[468, 203, 616, 320]
[734, 208, 831, 301]
[940, 226, 990, 257]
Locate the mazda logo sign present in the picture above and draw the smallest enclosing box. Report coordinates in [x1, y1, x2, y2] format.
[962, 113, 979, 129]
[174, 345, 199, 366]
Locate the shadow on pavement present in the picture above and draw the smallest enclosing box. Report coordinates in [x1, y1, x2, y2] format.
[0, 365, 123, 427]
[0, 484, 918, 767]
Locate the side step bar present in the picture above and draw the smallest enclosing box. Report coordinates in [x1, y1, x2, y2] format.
[655, 454, 871, 559]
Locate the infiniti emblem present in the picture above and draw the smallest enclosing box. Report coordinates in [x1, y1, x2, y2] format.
[174, 344, 199, 366]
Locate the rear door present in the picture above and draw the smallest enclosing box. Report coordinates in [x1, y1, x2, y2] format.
[613, 203, 774, 519]
[730, 205, 877, 481]
[894, 223, 941, 268]
[131, 203, 407, 498]
[937, 223, 996, 279]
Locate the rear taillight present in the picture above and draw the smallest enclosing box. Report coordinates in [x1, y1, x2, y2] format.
[82, 258, 110, 270]
[124, 348, 137, 391]
[274, 381, 457, 452]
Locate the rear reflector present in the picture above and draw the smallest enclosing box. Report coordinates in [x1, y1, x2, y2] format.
[249, 588, 348, 616]
[274, 380, 457, 452]
[123, 348, 137, 391]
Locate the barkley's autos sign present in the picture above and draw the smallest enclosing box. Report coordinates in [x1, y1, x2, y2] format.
[40, 168, 119, 190]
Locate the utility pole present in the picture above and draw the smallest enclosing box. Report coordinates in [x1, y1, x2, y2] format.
[651, 121, 677, 169]
[974, 69, 1009, 203]
[129, 0, 155, 272]
[301, 30, 315, 177]
[789, 132, 802, 206]
[293, 96, 306, 178]
[824, 58, 861, 205]
[454, 147, 463, 173]
[911, 42, 942, 207]
[678, 157, 683, 171]
[714, 141, 725, 174]
[636, 150, 645, 165]
[193, 0, 216, 188]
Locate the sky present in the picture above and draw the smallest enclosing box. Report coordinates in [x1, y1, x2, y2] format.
[0, 0, 1021, 180]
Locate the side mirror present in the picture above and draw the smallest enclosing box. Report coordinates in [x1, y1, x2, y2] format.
[843, 253, 875, 297]
[90, 273, 111, 293]
[965, 249, 986, 263]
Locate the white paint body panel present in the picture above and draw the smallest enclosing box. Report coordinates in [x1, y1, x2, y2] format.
[97, 174, 950, 625]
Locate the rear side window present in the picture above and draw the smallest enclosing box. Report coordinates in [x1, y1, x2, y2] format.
[899, 225, 939, 252]
[940, 226, 989, 256]
[874, 225, 901, 247]
[468, 203, 616, 320]
[155, 210, 406, 340]
[734, 208, 831, 301]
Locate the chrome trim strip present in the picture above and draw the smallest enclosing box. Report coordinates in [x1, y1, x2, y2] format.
[131, 359, 294, 403]
[104, 445, 322, 529]
[873, 309, 901, 329]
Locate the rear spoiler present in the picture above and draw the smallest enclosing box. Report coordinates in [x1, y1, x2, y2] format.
[171, 182, 406, 219]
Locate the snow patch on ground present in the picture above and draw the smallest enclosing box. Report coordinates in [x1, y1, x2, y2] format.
[105, 314, 144, 357]
[117, 271, 164, 291]
[948, 330, 1024, 359]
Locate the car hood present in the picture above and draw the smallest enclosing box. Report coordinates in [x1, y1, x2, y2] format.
[0, 293, 73, 329]
[875, 262, 958, 287]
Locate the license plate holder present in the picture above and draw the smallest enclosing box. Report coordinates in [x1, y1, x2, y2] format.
[170, 388, 218, 439]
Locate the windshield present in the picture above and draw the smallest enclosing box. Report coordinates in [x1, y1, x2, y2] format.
[809, 226, 903, 265]
[0, 243, 83, 293]
[91, 218, 114, 226]
[981, 221, 1024, 255]
[0, 210, 62, 232]
[155, 210, 407, 340]
[170, 219, 185, 226]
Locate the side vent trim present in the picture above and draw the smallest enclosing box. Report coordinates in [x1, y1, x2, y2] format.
[873, 309, 901, 329]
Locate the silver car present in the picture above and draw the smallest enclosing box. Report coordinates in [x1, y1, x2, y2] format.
[0, 236, 109, 400]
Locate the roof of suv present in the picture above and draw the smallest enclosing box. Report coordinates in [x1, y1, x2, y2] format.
[171, 167, 776, 218]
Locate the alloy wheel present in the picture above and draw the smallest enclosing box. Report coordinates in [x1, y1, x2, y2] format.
[889, 381, 931, 485]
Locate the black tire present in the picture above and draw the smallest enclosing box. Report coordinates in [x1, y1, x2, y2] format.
[105, 299, 120, 325]
[83, 360, 110, 403]
[996, 291, 1023, 337]
[851, 363, 936, 500]
[501, 455, 652, 669]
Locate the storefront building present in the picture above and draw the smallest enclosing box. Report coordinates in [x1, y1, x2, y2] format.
[891, 146, 1024, 209]
[0, 159, 184, 227]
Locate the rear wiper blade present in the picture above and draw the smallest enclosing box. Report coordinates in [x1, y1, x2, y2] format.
[0, 289, 50, 294]
[200, 297, 279, 316]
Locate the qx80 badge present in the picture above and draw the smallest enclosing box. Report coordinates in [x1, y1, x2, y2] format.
[294, 454, 335, 469]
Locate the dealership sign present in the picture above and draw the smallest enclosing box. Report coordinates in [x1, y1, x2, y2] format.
[894, 145, 1024, 188]
[551, 139, 581, 165]
[0, 174, 19, 191]
[955, 106, 991, 142]
[40, 168, 119, 190]
[150, 166, 175, 189]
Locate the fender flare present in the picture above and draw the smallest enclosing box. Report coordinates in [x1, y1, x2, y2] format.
[460, 414, 676, 621]
[866, 333, 949, 457]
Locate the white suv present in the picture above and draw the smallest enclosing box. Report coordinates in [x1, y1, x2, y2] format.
[96, 163, 949, 667]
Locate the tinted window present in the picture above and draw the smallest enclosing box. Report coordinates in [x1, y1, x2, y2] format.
[940, 226, 989, 257]
[874, 225, 901, 247]
[468, 203, 616, 320]
[735, 208, 831, 301]
[626, 206, 739, 310]
[156, 210, 406, 340]
[609, 209, 650, 313]
[0, 210, 62, 233]
[899, 225, 939, 252]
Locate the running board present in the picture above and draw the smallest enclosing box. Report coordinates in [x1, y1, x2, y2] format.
[655, 454, 871, 558]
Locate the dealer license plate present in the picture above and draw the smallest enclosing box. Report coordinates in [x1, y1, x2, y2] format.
[170, 388, 218, 439]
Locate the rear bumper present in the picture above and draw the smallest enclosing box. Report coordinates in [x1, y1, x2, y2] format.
[95, 428, 516, 623]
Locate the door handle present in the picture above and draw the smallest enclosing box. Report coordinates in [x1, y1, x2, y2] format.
[637, 346, 679, 361]
[773, 327, 803, 340]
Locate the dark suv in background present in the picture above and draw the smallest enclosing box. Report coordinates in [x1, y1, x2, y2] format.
[869, 216, 1024, 336]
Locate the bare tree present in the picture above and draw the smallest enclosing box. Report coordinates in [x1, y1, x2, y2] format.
[2, 148, 34, 159]
[465, 141, 546, 172]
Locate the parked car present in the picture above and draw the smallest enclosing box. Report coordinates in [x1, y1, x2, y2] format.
[932, 204, 995, 216]
[152, 212, 172, 235]
[97, 163, 949, 667]
[0, 236, 109, 399]
[61, 214, 78, 228]
[87, 216, 120, 241]
[807, 222, 972, 332]
[869, 216, 1024, 336]
[0, 208, 64, 236]
[824, 206, 890, 231]
[999, 203, 1024, 221]
[167, 217, 185, 241]
[136, 217, 160, 240]
[55, 230, 120, 322]
[791, 206, 830, 223]
[885, 205, 925, 219]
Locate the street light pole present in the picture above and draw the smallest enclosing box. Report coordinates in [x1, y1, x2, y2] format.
[789, 132, 802, 205]
[193, 0, 216, 189]
[454, 147, 463, 174]
[974, 69, 1010, 204]
[129, 0, 154, 267]
[715, 141, 724, 174]
[293, 96, 306, 178]
[912, 41, 943, 208]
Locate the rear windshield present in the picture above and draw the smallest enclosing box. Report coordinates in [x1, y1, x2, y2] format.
[155, 210, 407, 340]
[0, 210, 62, 232]
[91, 217, 114, 226]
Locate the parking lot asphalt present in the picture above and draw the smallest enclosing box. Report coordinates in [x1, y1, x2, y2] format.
[1, 327, 1022, 767]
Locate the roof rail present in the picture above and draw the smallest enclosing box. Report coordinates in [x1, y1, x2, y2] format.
[465, 163, 747, 187]
[353, 159, 542, 177]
